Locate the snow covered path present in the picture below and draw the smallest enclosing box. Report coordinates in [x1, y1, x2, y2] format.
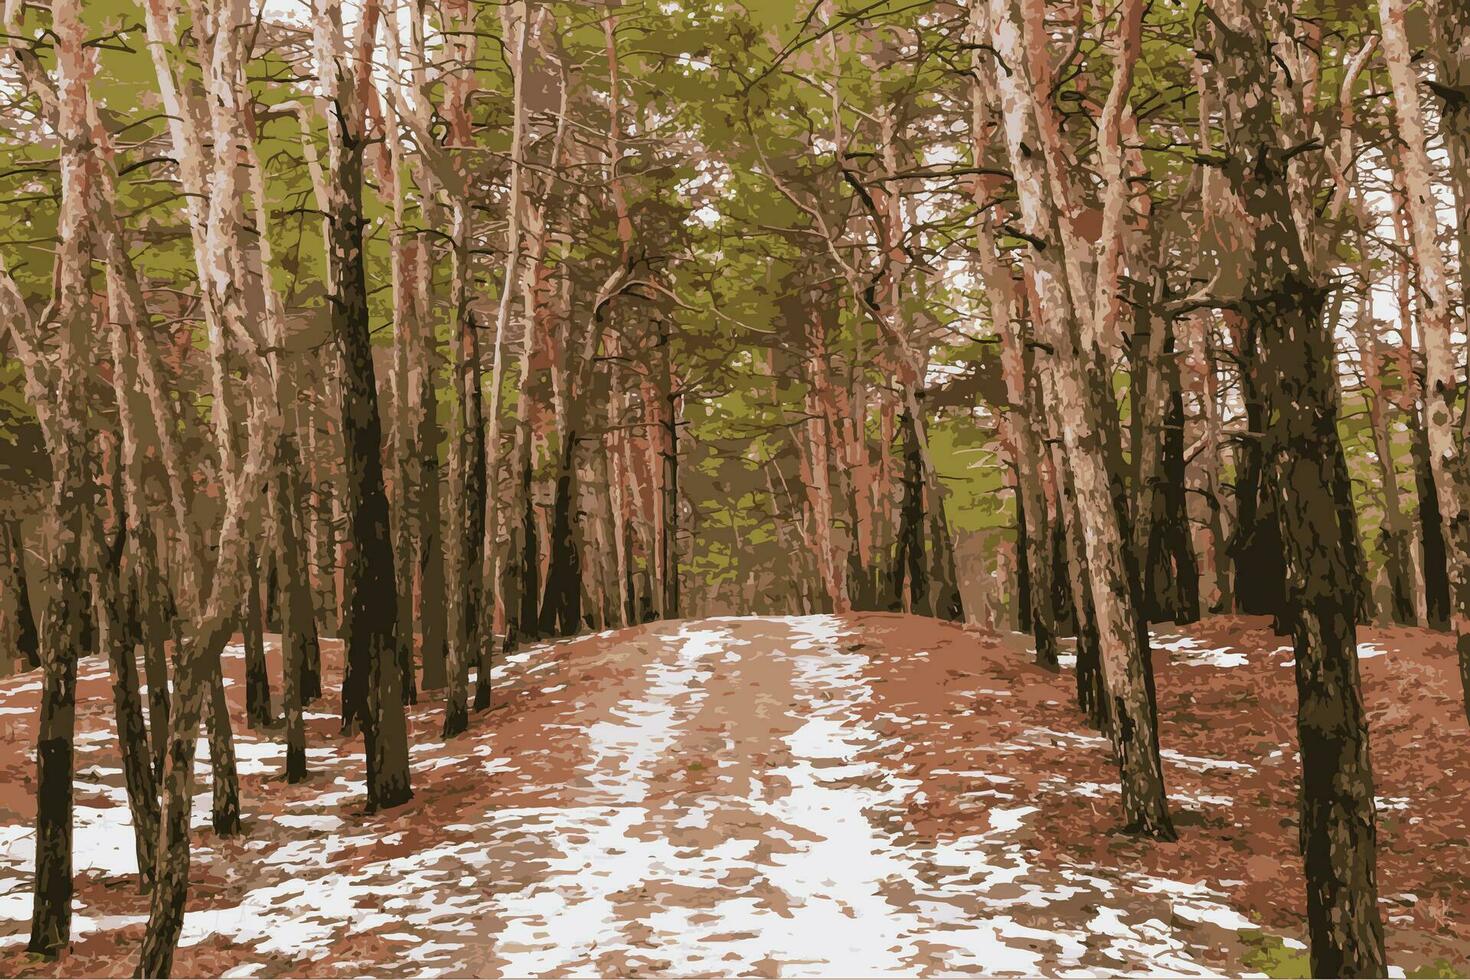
[0, 616, 1306, 976]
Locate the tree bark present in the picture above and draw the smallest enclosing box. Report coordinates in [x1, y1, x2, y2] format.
[443, 196, 485, 737]
[983, 0, 1174, 839]
[273, 457, 312, 783]
[316, 0, 412, 809]
[891, 411, 932, 617]
[93, 447, 159, 893]
[416, 233, 448, 691]
[1208, 3, 1387, 971]
[15, 0, 96, 949]
[243, 547, 273, 729]
[0, 521, 39, 670]
[1381, 0, 1470, 722]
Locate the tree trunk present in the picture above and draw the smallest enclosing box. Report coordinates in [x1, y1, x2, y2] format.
[1142, 322, 1199, 624]
[243, 547, 273, 729]
[384, 99, 420, 708]
[984, 0, 1174, 839]
[273, 444, 313, 783]
[660, 325, 681, 619]
[94, 470, 159, 893]
[1227, 316, 1288, 624]
[443, 197, 485, 738]
[1425, 0, 1470, 348]
[416, 233, 448, 690]
[891, 411, 931, 617]
[1412, 405, 1452, 629]
[1, 521, 39, 670]
[204, 665, 241, 836]
[24, 0, 95, 948]
[1052, 433, 1109, 733]
[539, 438, 583, 637]
[1353, 272, 1419, 625]
[1381, 0, 1470, 722]
[1209, 4, 1387, 971]
[1014, 488, 1034, 634]
[1260, 282, 1386, 977]
[318, 0, 412, 808]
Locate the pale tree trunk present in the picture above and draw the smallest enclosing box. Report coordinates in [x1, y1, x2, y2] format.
[380, 87, 419, 707]
[1425, 0, 1470, 339]
[1045, 410, 1109, 734]
[970, 197, 1056, 665]
[1387, 184, 1451, 628]
[476, 0, 531, 710]
[1184, 313, 1232, 611]
[982, 0, 1174, 839]
[416, 262, 449, 692]
[1207, 2, 1386, 972]
[1381, 0, 1470, 723]
[392, 0, 448, 693]
[134, 0, 306, 965]
[1352, 230, 1420, 626]
[100, 254, 173, 776]
[0, 0, 98, 950]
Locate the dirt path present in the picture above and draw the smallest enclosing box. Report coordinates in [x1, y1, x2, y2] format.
[1, 614, 1466, 976]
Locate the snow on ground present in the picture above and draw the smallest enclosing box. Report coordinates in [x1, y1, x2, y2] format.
[0, 617, 1325, 975]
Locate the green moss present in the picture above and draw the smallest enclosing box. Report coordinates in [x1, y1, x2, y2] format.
[1237, 930, 1310, 979]
[1406, 959, 1459, 979]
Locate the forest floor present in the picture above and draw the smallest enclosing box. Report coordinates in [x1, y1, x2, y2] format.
[0, 612, 1468, 977]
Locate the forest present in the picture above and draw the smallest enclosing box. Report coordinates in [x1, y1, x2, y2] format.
[1, 0, 1469, 975]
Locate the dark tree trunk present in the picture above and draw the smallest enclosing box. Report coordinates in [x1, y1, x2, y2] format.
[1228, 320, 1288, 625]
[890, 412, 930, 616]
[135, 617, 234, 977]
[1015, 475, 1058, 666]
[1411, 405, 1451, 629]
[263, 553, 282, 634]
[1330, 437, 1374, 625]
[442, 208, 484, 739]
[1014, 488, 1034, 633]
[846, 474, 876, 610]
[1208, 7, 1387, 966]
[417, 335, 448, 690]
[28, 567, 80, 958]
[1143, 329, 1199, 624]
[243, 546, 273, 730]
[395, 510, 417, 707]
[539, 438, 582, 637]
[97, 509, 158, 893]
[661, 373, 680, 620]
[1259, 281, 1387, 979]
[1056, 452, 1108, 732]
[516, 432, 541, 644]
[925, 476, 964, 622]
[272, 447, 313, 784]
[204, 666, 241, 837]
[3, 520, 40, 669]
[301, 598, 322, 703]
[1048, 508, 1078, 636]
[329, 105, 412, 811]
[125, 517, 171, 782]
